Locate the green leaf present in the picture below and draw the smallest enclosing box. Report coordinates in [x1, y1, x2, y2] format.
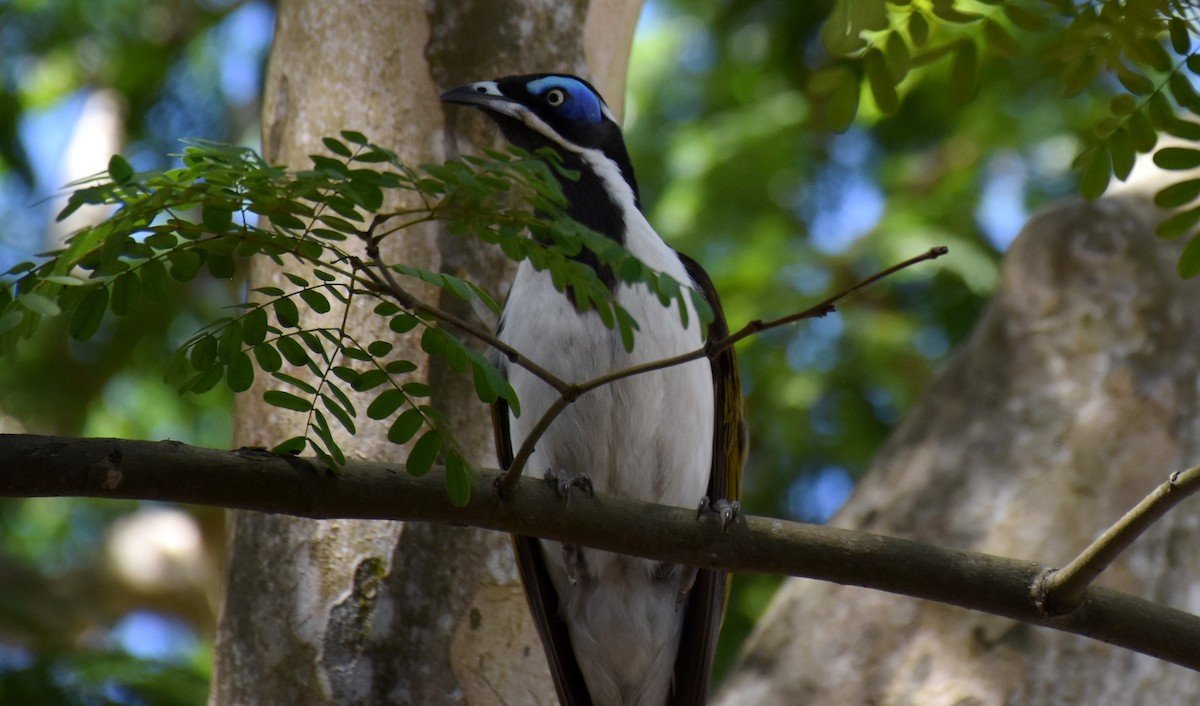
[1147, 91, 1176, 130]
[1170, 17, 1191, 55]
[1108, 127, 1135, 182]
[227, 350, 255, 392]
[219, 320, 243, 363]
[208, 253, 236, 279]
[1126, 110, 1156, 154]
[108, 154, 134, 184]
[272, 371, 318, 395]
[185, 366, 224, 395]
[1002, 3, 1047, 30]
[1167, 119, 1200, 140]
[368, 340, 394, 357]
[981, 19, 1018, 58]
[1079, 146, 1111, 199]
[406, 429, 442, 476]
[471, 362, 498, 404]
[202, 204, 234, 231]
[168, 249, 205, 282]
[321, 393, 356, 434]
[273, 436, 307, 455]
[341, 130, 369, 145]
[908, 10, 929, 46]
[402, 381, 433, 397]
[19, 293, 61, 317]
[242, 307, 269, 345]
[385, 359, 418, 375]
[390, 313, 419, 333]
[948, 40, 978, 103]
[374, 301, 401, 317]
[1158, 205, 1200, 239]
[421, 327, 446, 356]
[322, 136, 353, 158]
[931, 1, 981, 23]
[1156, 179, 1200, 209]
[264, 389, 313, 412]
[68, 287, 108, 341]
[353, 369, 389, 391]
[863, 48, 898, 114]
[1170, 72, 1200, 112]
[191, 334, 218, 371]
[1108, 94, 1136, 117]
[276, 336, 310, 366]
[1153, 147, 1200, 170]
[110, 271, 141, 316]
[253, 343, 283, 372]
[311, 410, 346, 466]
[367, 388, 406, 420]
[299, 288, 331, 314]
[1179, 233, 1200, 278]
[274, 297, 300, 328]
[884, 31, 910, 81]
[445, 452, 472, 507]
[388, 408, 424, 445]
[1114, 64, 1153, 96]
[826, 68, 860, 133]
[342, 347, 373, 362]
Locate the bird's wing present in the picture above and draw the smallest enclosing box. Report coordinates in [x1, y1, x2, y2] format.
[493, 396, 594, 706]
[672, 253, 747, 705]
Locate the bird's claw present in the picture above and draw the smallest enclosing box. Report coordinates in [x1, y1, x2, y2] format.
[698, 497, 740, 533]
[544, 468, 594, 507]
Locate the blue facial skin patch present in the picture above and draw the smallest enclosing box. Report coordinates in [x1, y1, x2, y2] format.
[527, 76, 603, 124]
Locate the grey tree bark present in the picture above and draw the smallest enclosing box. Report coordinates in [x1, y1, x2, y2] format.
[209, 1, 642, 704]
[715, 194, 1200, 705]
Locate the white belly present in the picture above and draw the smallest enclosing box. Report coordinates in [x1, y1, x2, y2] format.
[500, 257, 714, 705]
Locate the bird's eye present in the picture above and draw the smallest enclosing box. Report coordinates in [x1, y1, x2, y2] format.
[545, 89, 566, 107]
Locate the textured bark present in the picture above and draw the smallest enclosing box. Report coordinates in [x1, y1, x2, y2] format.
[716, 195, 1200, 705]
[210, 2, 642, 705]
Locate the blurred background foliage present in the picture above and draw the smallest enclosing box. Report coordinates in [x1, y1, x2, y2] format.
[0, 0, 1188, 701]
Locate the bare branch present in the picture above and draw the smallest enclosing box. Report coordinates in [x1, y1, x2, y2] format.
[2, 432, 1199, 671]
[495, 245, 950, 491]
[352, 255, 571, 394]
[1035, 463, 1200, 611]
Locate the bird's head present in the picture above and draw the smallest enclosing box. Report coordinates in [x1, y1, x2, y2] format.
[441, 73, 641, 217]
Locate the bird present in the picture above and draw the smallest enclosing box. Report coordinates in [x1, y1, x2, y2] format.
[441, 73, 745, 706]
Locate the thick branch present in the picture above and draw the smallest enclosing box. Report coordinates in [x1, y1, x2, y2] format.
[2, 433, 1199, 671]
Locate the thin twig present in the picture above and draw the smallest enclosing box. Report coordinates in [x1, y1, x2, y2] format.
[494, 245, 950, 492]
[353, 256, 571, 394]
[1035, 463, 1200, 612]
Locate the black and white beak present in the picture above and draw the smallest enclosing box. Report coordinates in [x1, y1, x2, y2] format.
[440, 81, 526, 119]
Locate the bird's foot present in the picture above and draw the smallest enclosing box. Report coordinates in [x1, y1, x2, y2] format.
[562, 544, 588, 585]
[544, 468, 594, 507]
[698, 496, 740, 533]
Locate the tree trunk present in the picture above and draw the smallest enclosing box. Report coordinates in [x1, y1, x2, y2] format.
[715, 194, 1200, 704]
[210, 1, 642, 705]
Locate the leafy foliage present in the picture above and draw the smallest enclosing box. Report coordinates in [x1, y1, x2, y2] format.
[0, 134, 708, 503]
[813, 0, 1200, 276]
